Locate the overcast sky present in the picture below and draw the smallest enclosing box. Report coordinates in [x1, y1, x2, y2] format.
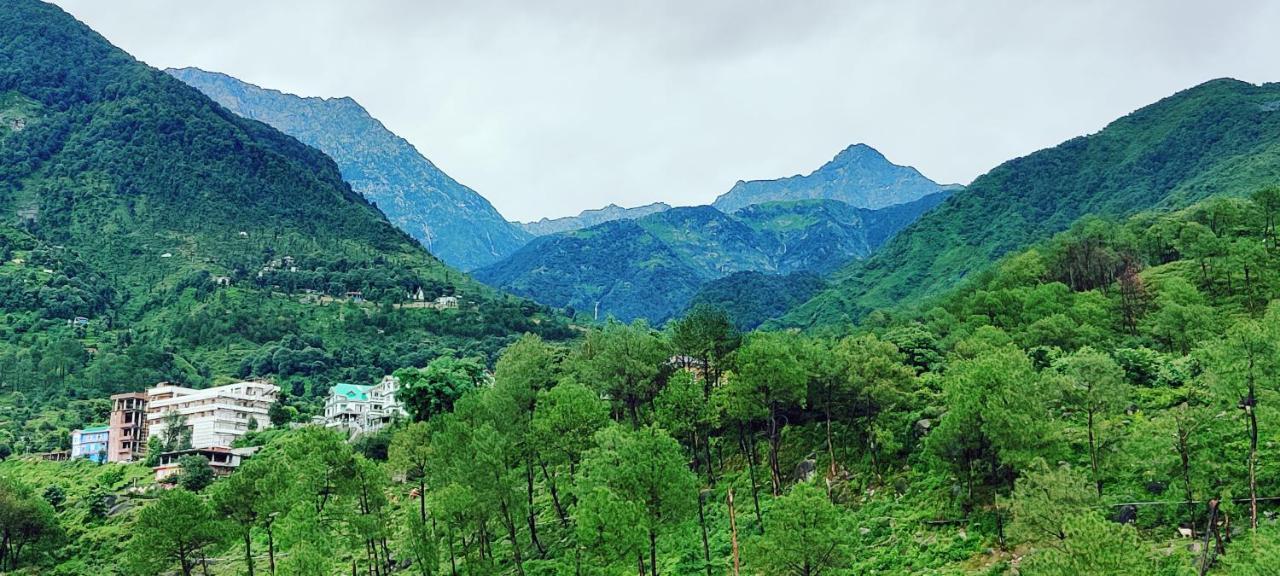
[51, 0, 1280, 222]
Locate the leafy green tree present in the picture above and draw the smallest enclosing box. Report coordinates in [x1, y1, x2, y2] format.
[126, 489, 224, 576]
[247, 427, 366, 576]
[158, 410, 193, 453]
[1006, 460, 1099, 545]
[1052, 347, 1129, 497]
[1019, 513, 1155, 576]
[881, 322, 944, 373]
[654, 370, 715, 482]
[1201, 313, 1279, 529]
[432, 393, 529, 575]
[143, 435, 164, 467]
[176, 455, 215, 492]
[577, 320, 670, 426]
[390, 421, 434, 523]
[928, 337, 1054, 535]
[725, 331, 808, 495]
[1251, 185, 1280, 250]
[40, 484, 65, 511]
[268, 399, 292, 427]
[747, 482, 853, 576]
[532, 379, 610, 524]
[1145, 277, 1216, 354]
[491, 333, 564, 556]
[348, 457, 393, 576]
[403, 512, 439, 576]
[211, 458, 271, 576]
[0, 476, 61, 571]
[827, 334, 914, 480]
[1220, 524, 1280, 575]
[396, 356, 487, 422]
[575, 425, 697, 576]
[669, 304, 740, 392]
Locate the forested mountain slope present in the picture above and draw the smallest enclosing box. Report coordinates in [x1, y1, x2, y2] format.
[475, 193, 948, 323]
[779, 78, 1280, 329]
[12, 191, 1280, 575]
[686, 270, 829, 330]
[712, 143, 953, 212]
[168, 67, 532, 270]
[0, 0, 569, 454]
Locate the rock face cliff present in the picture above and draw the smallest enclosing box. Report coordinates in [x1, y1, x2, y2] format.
[712, 143, 953, 213]
[169, 67, 532, 270]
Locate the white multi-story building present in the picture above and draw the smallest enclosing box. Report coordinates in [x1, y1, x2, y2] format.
[146, 381, 278, 449]
[322, 376, 407, 435]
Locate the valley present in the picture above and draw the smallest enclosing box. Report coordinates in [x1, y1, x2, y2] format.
[3, 1, 1280, 575]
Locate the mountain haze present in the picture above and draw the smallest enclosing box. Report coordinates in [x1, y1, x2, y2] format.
[519, 202, 672, 236]
[167, 67, 532, 270]
[712, 143, 953, 213]
[475, 193, 948, 323]
[779, 78, 1280, 329]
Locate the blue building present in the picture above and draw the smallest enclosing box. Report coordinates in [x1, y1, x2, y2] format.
[71, 426, 110, 463]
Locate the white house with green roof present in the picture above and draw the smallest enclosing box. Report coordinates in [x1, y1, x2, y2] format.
[322, 376, 407, 435]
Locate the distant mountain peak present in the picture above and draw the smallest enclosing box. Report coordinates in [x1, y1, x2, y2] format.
[520, 201, 673, 236]
[168, 67, 530, 270]
[777, 76, 1280, 330]
[711, 144, 947, 213]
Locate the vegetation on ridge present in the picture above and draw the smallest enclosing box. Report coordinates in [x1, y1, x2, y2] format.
[8, 188, 1280, 575]
[780, 78, 1280, 330]
[0, 0, 571, 455]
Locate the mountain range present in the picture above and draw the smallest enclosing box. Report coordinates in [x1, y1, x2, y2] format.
[168, 67, 531, 271]
[0, 0, 566, 402]
[10, 0, 1277, 346]
[474, 192, 949, 323]
[519, 202, 672, 236]
[777, 78, 1280, 329]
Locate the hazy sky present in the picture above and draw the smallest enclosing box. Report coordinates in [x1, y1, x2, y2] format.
[51, 0, 1280, 222]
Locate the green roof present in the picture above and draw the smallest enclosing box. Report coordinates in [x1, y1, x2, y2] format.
[332, 383, 373, 401]
[80, 426, 109, 434]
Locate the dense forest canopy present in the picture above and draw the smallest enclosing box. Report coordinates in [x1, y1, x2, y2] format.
[475, 194, 948, 324]
[5, 2, 1280, 575]
[6, 189, 1280, 575]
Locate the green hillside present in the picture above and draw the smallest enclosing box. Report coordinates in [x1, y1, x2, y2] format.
[11, 191, 1280, 575]
[780, 79, 1280, 329]
[476, 194, 947, 324]
[686, 270, 829, 330]
[0, 0, 569, 454]
[167, 67, 533, 271]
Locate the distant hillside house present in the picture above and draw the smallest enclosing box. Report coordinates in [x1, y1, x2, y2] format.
[70, 426, 109, 463]
[321, 376, 407, 435]
[153, 446, 256, 483]
[433, 295, 459, 310]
